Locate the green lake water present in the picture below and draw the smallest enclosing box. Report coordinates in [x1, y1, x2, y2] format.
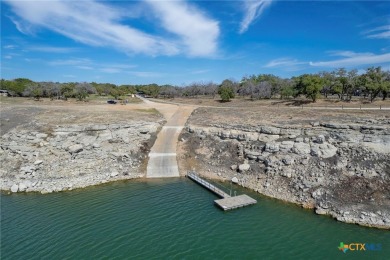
[1, 178, 389, 259]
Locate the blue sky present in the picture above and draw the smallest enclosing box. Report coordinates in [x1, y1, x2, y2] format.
[1, 0, 390, 85]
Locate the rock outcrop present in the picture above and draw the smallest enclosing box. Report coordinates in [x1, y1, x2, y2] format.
[0, 121, 162, 194]
[181, 119, 390, 229]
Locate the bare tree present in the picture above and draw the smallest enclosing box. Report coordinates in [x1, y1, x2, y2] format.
[204, 82, 218, 99]
[23, 83, 43, 100]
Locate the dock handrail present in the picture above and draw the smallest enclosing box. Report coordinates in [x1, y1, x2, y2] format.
[187, 171, 257, 211]
[187, 171, 230, 198]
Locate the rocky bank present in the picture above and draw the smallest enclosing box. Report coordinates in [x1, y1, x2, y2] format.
[180, 118, 390, 229]
[0, 121, 162, 193]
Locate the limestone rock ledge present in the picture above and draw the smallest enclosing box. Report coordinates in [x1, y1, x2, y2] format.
[0, 121, 161, 194]
[181, 120, 390, 229]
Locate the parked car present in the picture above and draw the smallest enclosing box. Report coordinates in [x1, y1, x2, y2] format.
[107, 100, 117, 104]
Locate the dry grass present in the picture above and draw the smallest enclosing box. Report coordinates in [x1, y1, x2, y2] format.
[160, 96, 390, 109]
[188, 106, 390, 127]
[0, 97, 163, 133]
[0, 96, 142, 106]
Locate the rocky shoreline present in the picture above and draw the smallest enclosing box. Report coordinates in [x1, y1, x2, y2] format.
[0, 121, 162, 194]
[179, 119, 390, 229]
[1, 103, 389, 229]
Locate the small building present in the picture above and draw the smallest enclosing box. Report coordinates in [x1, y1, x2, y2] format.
[0, 90, 9, 96]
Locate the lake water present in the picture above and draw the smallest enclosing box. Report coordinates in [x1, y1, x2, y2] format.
[1, 178, 389, 259]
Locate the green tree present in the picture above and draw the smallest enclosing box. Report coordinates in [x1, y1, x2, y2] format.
[119, 85, 136, 95]
[91, 82, 104, 96]
[280, 85, 295, 99]
[361, 67, 390, 102]
[383, 70, 390, 100]
[109, 87, 121, 99]
[142, 84, 160, 98]
[294, 74, 323, 102]
[23, 83, 43, 100]
[318, 71, 334, 98]
[74, 83, 91, 101]
[0, 80, 18, 96]
[149, 84, 160, 98]
[61, 83, 75, 100]
[218, 79, 235, 102]
[1, 78, 32, 96]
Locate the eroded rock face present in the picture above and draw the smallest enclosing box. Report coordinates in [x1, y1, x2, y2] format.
[0, 121, 161, 194]
[238, 163, 250, 172]
[183, 119, 390, 229]
[68, 144, 83, 154]
[265, 143, 280, 153]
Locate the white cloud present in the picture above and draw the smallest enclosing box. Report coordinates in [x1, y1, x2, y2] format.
[265, 51, 390, 71]
[191, 69, 210, 75]
[5, 55, 13, 59]
[128, 71, 164, 78]
[145, 0, 220, 57]
[48, 58, 137, 74]
[264, 58, 306, 69]
[309, 51, 390, 68]
[28, 46, 78, 53]
[239, 0, 272, 34]
[103, 63, 137, 70]
[8, 15, 36, 35]
[326, 50, 373, 58]
[364, 24, 390, 39]
[76, 66, 93, 70]
[100, 68, 121, 74]
[4, 0, 179, 56]
[3, 45, 17, 49]
[98, 63, 137, 73]
[48, 58, 92, 66]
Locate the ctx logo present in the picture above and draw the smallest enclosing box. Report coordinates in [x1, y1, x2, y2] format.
[338, 242, 382, 253]
[338, 242, 365, 253]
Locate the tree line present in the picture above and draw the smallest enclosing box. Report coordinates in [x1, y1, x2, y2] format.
[1, 66, 389, 102]
[0, 79, 143, 101]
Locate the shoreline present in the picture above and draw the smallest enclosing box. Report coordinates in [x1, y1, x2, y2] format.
[2, 171, 389, 230]
[0, 120, 163, 195]
[194, 171, 390, 230]
[177, 117, 390, 230]
[2, 98, 389, 230]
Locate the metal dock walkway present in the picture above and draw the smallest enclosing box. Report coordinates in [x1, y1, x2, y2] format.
[187, 171, 257, 211]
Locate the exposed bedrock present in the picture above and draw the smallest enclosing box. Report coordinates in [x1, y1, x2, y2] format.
[181, 120, 390, 229]
[0, 121, 162, 194]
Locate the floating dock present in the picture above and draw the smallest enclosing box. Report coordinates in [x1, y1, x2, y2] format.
[187, 171, 257, 211]
[214, 195, 257, 211]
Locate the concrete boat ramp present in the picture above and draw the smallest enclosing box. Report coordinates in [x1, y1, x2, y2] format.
[141, 97, 256, 211]
[187, 172, 257, 211]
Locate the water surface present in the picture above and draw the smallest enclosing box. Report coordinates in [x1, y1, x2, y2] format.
[1, 178, 389, 259]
